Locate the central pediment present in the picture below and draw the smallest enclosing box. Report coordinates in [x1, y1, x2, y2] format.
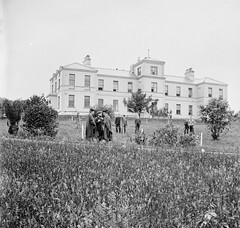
[63, 62, 97, 72]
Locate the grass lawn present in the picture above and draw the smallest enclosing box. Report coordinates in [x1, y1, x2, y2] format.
[1, 117, 240, 153]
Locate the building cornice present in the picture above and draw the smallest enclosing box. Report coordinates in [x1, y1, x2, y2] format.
[63, 67, 98, 73]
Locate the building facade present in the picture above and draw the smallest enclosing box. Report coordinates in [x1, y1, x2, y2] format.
[47, 55, 227, 119]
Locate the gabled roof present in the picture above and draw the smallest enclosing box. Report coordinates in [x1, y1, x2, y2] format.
[197, 77, 227, 85]
[165, 75, 227, 86]
[63, 62, 97, 72]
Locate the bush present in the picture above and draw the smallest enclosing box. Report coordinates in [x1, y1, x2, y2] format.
[0, 138, 239, 227]
[199, 98, 234, 140]
[3, 99, 22, 135]
[22, 95, 58, 137]
[149, 123, 178, 147]
[130, 130, 147, 145]
[178, 133, 199, 148]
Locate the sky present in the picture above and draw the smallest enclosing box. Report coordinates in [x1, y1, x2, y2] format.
[0, 0, 240, 111]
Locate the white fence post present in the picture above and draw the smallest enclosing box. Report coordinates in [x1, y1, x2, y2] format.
[82, 124, 84, 139]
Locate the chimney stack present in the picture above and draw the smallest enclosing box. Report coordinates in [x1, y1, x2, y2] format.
[185, 68, 194, 80]
[83, 55, 91, 66]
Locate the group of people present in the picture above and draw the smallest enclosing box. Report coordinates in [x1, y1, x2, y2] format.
[85, 107, 113, 142]
[114, 115, 128, 133]
[184, 115, 195, 134]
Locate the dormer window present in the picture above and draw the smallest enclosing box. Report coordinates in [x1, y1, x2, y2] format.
[137, 67, 141, 76]
[151, 66, 158, 75]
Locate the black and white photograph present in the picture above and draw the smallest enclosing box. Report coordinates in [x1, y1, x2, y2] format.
[0, 0, 240, 227]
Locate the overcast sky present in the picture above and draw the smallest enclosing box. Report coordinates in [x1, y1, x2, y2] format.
[1, 0, 240, 111]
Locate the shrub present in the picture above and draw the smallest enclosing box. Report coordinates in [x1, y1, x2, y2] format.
[178, 133, 199, 148]
[22, 95, 58, 137]
[199, 98, 234, 140]
[3, 99, 22, 135]
[130, 130, 147, 145]
[149, 123, 178, 147]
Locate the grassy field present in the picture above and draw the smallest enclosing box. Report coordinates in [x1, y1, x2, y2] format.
[1, 118, 240, 226]
[1, 117, 240, 153]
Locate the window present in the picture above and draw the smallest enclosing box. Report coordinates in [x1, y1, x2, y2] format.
[69, 74, 75, 87]
[98, 99, 104, 107]
[84, 96, 90, 108]
[151, 66, 158, 75]
[85, 75, 90, 89]
[137, 67, 141, 76]
[58, 96, 60, 109]
[188, 88, 193, 97]
[68, 95, 75, 107]
[113, 100, 119, 112]
[176, 104, 181, 115]
[128, 82, 133, 93]
[219, 89, 223, 99]
[151, 82, 157, 92]
[176, 86, 181, 96]
[165, 103, 169, 112]
[58, 79, 60, 90]
[55, 82, 57, 93]
[165, 85, 168, 96]
[52, 85, 54, 93]
[98, 79, 104, 90]
[113, 81, 119, 92]
[188, 105, 193, 115]
[208, 87, 212, 97]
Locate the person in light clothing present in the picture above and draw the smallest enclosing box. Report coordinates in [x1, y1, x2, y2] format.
[188, 115, 195, 134]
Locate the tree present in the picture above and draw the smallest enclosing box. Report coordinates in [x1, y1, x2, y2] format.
[199, 98, 234, 140]
[123, 89, 157, 117]
[22, 95, 58, 137]
[3, 99, 23, 135]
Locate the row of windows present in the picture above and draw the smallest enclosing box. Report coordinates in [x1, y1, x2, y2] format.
[165, 86, 224, 98]
[164, 86, 193, 97]
[165, 103, 193, 116]
[53, 74, 223, 99]
[61, 94, 194, 115]
[58, 95, 120, 112]
[137, 66, 158, 76]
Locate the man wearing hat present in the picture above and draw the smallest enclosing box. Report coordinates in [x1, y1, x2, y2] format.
[85, 107, 96, 140]
[102, 108, 113, 142]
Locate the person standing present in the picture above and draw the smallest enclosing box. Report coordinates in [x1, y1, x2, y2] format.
[85, 107, 96, 140]
[122, 115, 127, 133]
[188, 115, 195, 134]
[115, 116, 121, 133]
[103, 109, 113, 142]
[135, 116, 141, 133]
[184, 120, 189, 134]
[95, 111, 104, 141]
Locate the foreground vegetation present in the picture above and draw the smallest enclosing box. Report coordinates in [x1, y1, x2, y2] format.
[0, 137, 239, 227]
[0, 118, 240, 227]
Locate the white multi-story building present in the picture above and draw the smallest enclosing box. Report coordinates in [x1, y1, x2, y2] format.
[47, 55, 227, 118]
